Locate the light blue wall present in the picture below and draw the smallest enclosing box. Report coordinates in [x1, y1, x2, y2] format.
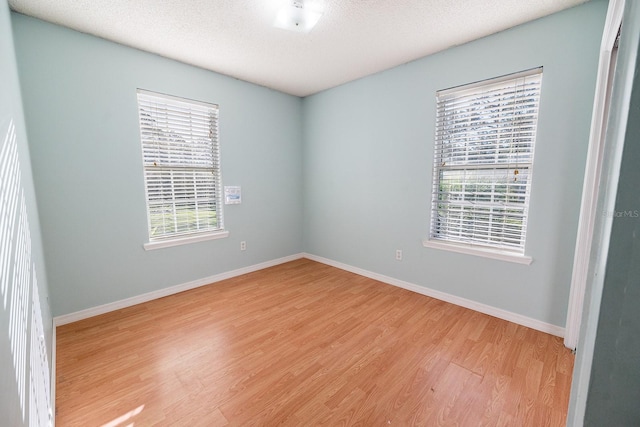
[567, 2, 640, 424]
[12, 13, 303, 316]
[302, 0, 608, 328]
[567, 1, 640, 424]
[1, 0, 53, 424]
[584, 41, 640, 423]
[12, 0, 607, 330]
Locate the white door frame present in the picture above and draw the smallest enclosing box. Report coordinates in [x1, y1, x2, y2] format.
[564, 0, 625, 350]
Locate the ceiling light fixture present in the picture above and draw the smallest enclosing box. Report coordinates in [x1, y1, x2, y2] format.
[274, 0, 324, 33]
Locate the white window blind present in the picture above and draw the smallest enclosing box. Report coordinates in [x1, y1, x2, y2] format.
[429, 68, 542, 253]
[137, 90, 223, 241]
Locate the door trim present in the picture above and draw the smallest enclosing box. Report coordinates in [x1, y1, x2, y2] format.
[564, 0, 625, 351]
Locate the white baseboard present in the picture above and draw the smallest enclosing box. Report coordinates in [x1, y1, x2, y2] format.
[303, 253, 565, 337]
[53, 253, 304, 326]
[52, 251, 564, 337]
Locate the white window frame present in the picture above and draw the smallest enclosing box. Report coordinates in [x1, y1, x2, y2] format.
[423, 68, 543, 264]
[136, 89, 228, 250]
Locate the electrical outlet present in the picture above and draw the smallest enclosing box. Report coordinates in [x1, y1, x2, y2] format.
[395, 249, 402, 261]
[240, 241, 246, 251]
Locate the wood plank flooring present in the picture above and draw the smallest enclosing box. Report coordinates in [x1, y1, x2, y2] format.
[55, 259, 574, 426]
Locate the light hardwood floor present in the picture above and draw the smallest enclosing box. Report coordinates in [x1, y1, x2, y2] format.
[56, 259, 574, 426]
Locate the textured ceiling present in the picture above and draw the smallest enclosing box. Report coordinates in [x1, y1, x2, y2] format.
[9, 0, 589, 97]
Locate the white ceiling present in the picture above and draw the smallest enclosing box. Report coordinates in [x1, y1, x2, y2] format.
[9, 0, 589, 97]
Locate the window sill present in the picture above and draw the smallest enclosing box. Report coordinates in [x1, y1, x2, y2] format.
[144, 230, 229, 251]
[422, 239, 532, 265]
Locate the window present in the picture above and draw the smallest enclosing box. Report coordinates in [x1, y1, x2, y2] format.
[426, 68, 542, 261]
[137, 90, 226, 248]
